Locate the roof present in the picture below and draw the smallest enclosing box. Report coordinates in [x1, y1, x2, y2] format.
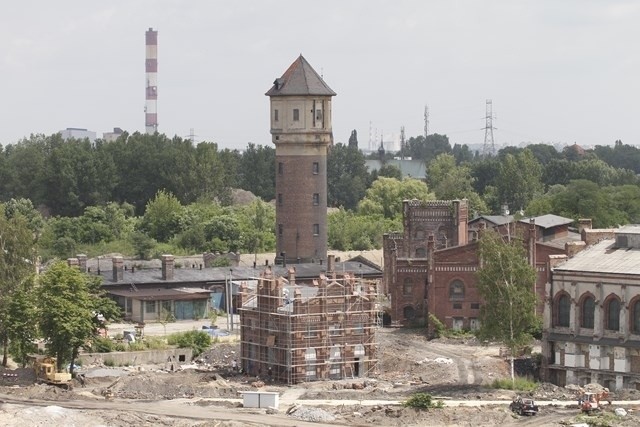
[553, 238, 640, 276]
[469, 215, 514, 227]
[107, 287, 211, 301]
[265, 55, 336, 97]
[520, 214, 573, 229]
[537, 231, 582, 250]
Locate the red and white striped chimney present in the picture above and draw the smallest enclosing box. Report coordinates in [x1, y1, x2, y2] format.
[145, 28, 158, 134]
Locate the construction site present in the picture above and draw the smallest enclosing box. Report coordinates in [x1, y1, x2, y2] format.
[238, 255, 381, 385]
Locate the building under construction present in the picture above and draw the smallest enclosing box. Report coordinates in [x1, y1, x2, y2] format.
[239, 256, 380, 384]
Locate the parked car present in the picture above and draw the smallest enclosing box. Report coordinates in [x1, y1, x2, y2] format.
[509, 396, 539, 416]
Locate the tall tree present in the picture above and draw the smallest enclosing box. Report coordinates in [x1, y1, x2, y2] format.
[140, 190, 185, 243]
[38, 262, 120, 373]
[0, 205, 36, 366]
[476, 230, 538, 383]
[428, 154, 488, 214]
[327, 143, 370, 210]
[496, 149, 543, 212]
[238, 143, 275, 201]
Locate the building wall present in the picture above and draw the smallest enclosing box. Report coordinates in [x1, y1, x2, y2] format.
[239, 270, 378, 384]
[270, 94, 333, 264]
[543, 271, 640, 391]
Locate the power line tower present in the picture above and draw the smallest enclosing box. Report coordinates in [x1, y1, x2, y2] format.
[482, 99, 497, 157]
[400, 126, 406, 159]
[424, 105, 429, 138]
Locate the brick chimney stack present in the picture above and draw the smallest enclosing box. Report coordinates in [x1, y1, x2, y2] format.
[77, 254, 88, 272]
[112, 256, 124, 282]
[67, 258, 79, 269]
[162, 254, 175, 280]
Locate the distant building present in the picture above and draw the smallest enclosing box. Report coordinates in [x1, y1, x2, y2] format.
[103, 127, 124, 142]
[365, 159, 427, 181]
[60, 127, 97, 143]
[543, 225, 640, 391]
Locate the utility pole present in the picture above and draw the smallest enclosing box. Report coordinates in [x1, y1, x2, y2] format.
[482, 99, 497, 157]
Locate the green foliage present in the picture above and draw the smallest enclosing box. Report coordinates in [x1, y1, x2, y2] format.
[90, 336, 115, 353]
[428, 313, 445, 339]
[475, 230, 538, 376]
[496, 149, 543, 211]
[328, 143, 371, 210]
[574, 412, 623, 427]
[130, 231, 157, 260]
[104, 359, 116, 367]
[141, 190, 185, 242]
[37, 262, 121, 372]
[7, 276, 39, 367]
[357, 177, 434, 220]
[490, 377, 537, 391]
[404, 134, 451, 164]
[427, 153, 488, 214]
[167, 330, 212, 358]
[402, 392, 443, 410]
[328, 209, 400, 251]
[238, 143, 275, 201]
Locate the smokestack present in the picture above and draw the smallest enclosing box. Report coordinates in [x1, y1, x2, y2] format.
[145, 27, 158, 134]
[161, 254, 174, 280]
[112, 256, 124, 282]
[327, 254, 335, 274]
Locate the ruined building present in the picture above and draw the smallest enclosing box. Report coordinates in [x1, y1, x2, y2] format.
[239, 256, 379, 384]
[543, 225, 640, 391]
[266, 55, 336, 265]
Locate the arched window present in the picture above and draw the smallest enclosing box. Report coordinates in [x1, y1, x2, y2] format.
[633, 300, 640, 334]
[403, 306, 415, 320]
[415, 228, 425, 239]
[581, 296, 595, 329]
[449, 280, 464, 300]
[415, 247, 426, 258]
[557, 294, 570, 327]
[606, 298, 621, 331]
[403, 278, 413, 295]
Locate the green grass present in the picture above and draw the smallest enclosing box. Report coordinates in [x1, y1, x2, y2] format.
[403, 393, 444, 410]
[490, 376, 538, 391]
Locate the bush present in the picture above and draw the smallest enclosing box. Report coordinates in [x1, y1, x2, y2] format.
[91, 336, 115, 353]
[428, 314, 445, 338]
[114, 343, 126, 352]
[167, 330, 212, 357]
[403, 393, 443, 410]
[490, 376, 538, 391]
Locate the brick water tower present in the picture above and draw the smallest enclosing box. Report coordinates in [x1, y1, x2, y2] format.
[266, 55, 336, 265]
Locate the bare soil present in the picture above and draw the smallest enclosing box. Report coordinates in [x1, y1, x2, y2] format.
[2, 329, 640, 426]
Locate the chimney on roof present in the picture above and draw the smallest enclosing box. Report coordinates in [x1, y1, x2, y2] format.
[67, 258, 79, 269]
[287, 267, 296, 285]
[112, 256, 124, 282]
[76, 254, 87, 272]
[327, 255, 335, 274]
[162, 254, 174, 280]
[578, 219, 592, 234]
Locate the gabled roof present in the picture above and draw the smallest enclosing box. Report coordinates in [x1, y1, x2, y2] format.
[520, 214, 573, 229]
[265, 55, 336, 97]
[468, 215, 514, 227]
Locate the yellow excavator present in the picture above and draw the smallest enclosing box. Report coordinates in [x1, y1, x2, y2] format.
[31, 356, 73, 390]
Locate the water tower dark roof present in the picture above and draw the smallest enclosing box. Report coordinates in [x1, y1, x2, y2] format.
[265, 55, 336, 97]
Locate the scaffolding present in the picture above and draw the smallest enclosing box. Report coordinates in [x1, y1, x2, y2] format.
[238, 265, 381, 385]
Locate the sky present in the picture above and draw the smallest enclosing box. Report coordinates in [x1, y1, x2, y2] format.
[1, 0, 639, 152]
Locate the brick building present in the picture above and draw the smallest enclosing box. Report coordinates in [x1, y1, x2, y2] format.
[383, 199, 580, 330]
[239, 256, 379, 384]
[266, 55, 336, 265]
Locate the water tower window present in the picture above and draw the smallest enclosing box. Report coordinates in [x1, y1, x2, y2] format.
[293, 109, 300, 121]
[313, 224, 319, 236]
[274, 109, 279, 122]
[312, 162, 319, 174]
[313, 193, 319, 206]
[278, 162, 283, 175]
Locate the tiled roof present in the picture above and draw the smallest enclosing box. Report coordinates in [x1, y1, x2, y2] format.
[520, 214, 573, 229]
[265, 55, 336, 97]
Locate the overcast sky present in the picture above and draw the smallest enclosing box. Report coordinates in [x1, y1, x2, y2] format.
[1, 1, 638, 151]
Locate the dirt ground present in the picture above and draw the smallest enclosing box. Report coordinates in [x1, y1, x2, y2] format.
[2, 328, 640, 426]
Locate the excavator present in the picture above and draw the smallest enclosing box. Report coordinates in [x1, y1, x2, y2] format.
[578, 389, 611, 414]
[31, 356, 73, 390]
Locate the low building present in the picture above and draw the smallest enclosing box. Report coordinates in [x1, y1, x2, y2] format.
[239, 255, 380, 384]
[543, 225, 640, 391]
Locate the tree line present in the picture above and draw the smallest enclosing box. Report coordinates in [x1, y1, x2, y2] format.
[2, 131, 640, 259]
